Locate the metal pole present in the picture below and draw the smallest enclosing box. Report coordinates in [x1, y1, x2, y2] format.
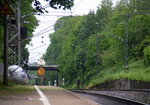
[41, 75, 42, 85]
[18, 0, 21, 65]
[96, 34, 100, 69]
[3, 15, 8, 85]
[56, 71, 59, 86]
[125, 15, 129, 70]
[125, 14, 130, 89]
[81, 54, 85, 88]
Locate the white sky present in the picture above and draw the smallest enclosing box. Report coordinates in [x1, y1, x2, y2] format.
[27, 0, 118, 63]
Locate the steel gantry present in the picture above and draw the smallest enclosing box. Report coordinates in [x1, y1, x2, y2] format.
[2, 0, 27, 84]
[8, 0, 22, 66]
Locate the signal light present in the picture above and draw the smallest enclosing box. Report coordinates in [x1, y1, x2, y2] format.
[21, 27, 27, 39]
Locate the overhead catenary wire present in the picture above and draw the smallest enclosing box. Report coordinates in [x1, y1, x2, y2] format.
[29, 52, 46, 54]
[72, 0, 82, 12]
[29, 54, 42, 60]
[33, 0, 75, 37]
[40, 9, 72, 13]
[31, 35, 51, 38]
[34, 14, 71, 17]
[35, 24, 53, 34]
[37, 3, 73, 17]
[28, 1, 75, 62]
[39, 21, 56, 22]
[29, 44, 47, 51]
[33, 24, 54, 37]
[33, 28, 54, 37]
[43, 3, 49, 8]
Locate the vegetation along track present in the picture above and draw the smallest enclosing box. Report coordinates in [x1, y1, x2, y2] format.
[71, 89, 150, 105]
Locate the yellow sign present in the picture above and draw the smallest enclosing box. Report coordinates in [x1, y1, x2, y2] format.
[0, 1, 14, 15]
[38, 67, 45, 75]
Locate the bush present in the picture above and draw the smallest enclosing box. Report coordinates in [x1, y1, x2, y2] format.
[144, 46, 150, 66]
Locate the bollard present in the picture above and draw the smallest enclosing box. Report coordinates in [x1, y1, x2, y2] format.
[48, 81, 50, 86]
[62, 78, 65, 86]
[54, 80, 57, 86]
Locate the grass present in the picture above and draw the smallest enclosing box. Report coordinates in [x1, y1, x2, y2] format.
[0, 84, 35, 95]
[88, 60, 150, 88]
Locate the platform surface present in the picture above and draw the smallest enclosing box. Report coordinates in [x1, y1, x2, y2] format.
[0, 86, 99, 105]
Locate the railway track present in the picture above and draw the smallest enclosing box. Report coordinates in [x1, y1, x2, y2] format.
[71, 89, 150, 105]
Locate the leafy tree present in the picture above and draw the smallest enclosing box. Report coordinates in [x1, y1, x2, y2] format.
[128, 15, 150, 59]
[144, 46, 150, 66]
[20, 0, 39, 64]
[44, 16, 84, 86]
[0, 25, 3, 63]
[33, 0, 74, 13]
[0, 1, 4, 63]
[43, 0, 150, 88]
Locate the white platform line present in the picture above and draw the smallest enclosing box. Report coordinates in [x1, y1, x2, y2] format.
[34, 85, 51, 105]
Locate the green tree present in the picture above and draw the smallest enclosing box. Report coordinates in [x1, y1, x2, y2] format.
[43, 0, 150, 88]
[144, 46, 150, 66]
[33, 0, 74, 13]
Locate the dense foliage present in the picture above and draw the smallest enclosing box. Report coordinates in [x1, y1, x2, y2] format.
[0, 0, 38, 63]
[43, 0, 150, 88]
[34, 0, 74, 13]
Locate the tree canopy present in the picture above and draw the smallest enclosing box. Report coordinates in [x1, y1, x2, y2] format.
[43, 0, 150, 88]
[0, 0, 38, 63]
[34, 0, 74, 13]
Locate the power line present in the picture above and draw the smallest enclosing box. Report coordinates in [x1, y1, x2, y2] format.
[39, 21, 56, 22]
[32, 35, 50, 38]
[43, 3, 49, 8]
[39, 21, 56, 23]
[72, 0, 82, 12]
[33, 24, 54, 37]
[43, 11, 72, 14]
[29, 52, 46, 54]
[34, 28, 54, 37]
[29, 44, 47, 51]
[34, 14, 71, 17]
[29, 54, 42, 60]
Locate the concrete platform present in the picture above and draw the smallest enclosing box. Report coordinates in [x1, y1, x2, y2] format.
[38, 86, 98, 105]
[0, 86, 98, 105]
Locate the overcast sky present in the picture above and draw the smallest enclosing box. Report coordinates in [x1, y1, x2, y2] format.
[27, 0, 118, 63]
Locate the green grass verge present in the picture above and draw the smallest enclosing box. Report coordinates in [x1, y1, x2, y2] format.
[0, 84, 35, 95]
[88, 60, 150, 88]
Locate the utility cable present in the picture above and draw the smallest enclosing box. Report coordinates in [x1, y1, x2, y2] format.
[29, 54, 42, 60]
[43, 3, 49, 8]
[29, 44, 46, 51]
[34, 24, 53, 35]
[33, 28, 54, 37]
[72, 0, 82, 12]
[34, 14, 70, 17]
[33, 24, 54, 37]
[29, 52, 46, 54]
[44, 11, 72, 13]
